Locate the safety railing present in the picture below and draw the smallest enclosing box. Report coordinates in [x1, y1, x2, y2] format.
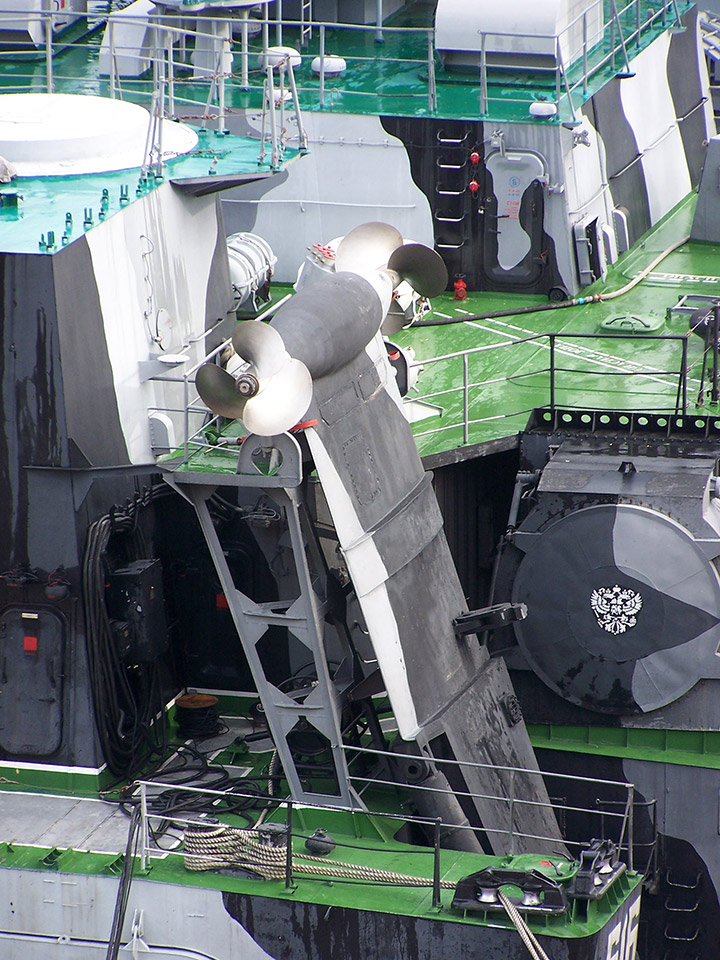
[407, 330, 690, 447]
[0, 0, 691, 125]
[129, 740, 647, 882]
[342, 743, 639, 868]
[149, 324, 693, 468]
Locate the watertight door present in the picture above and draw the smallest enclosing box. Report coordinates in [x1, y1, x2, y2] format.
[483, 149, 547, 287]
[0, 606, 64, 756]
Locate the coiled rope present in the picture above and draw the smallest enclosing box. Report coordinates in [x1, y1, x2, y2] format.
[184, 823, 455, 888]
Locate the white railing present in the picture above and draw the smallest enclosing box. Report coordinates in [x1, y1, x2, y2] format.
[405, 330, 691, 447]
[0, 0, 690, 124]
[131, 744, 643, 877]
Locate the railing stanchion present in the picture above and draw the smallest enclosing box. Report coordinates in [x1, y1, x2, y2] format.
[480, 33, 488, 116]
[550, 335, 556, 414]
[109, 20, 116, 98]
[508, 770, 516, 856]
[432, 818, 442, 908]
[183, 372, 190, 465]
[427, 30, 437, 112]
[285, 799, 294, 888]
[628, 786, 635, 872]
[462, 353, 469, 444]
[319, 25, 326, 108]
[140, 782, 149, 871]
[44, 13, 54, 94]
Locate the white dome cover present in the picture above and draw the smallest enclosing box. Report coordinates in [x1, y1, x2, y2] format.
[0, 93, 198, 176]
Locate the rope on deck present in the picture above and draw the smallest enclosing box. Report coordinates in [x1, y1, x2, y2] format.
[183, 822, 455, 888]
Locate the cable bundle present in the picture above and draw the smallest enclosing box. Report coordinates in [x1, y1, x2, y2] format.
[175, 694, 226, 740]
[82, 484, 171, 777]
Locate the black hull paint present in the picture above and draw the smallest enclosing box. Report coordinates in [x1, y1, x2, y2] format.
[223, 889, 640, 960]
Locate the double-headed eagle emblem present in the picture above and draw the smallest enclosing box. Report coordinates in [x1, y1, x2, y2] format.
[590, 585, 643, 635]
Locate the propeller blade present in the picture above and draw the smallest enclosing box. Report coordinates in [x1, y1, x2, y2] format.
[196, 363, 248, 419]
[382, 301, 409, 336]
[387, 243, 448, 298]
[335, 222, 403, 275]
[243, 357, 314, 436]
[232, 321, 288, 379]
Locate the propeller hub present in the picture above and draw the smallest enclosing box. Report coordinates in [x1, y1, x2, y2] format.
[235, 372, 260, 398]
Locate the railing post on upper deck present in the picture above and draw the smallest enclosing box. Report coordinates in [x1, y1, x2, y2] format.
[319, 25, 326, 108]
[262, 1, 269, 52]
[682, 336, 688, 414]
[462, 353, 469, 444]
[549, 335, 556, 414]
[167, 30, 175, 116]
[276, 0, 283, 46]
[432, 818, 442, 908]
[554, 53, 561, 115]
[480, 33, 488, 116]
[240, 11, 250, 89]
[427, 30, 437, 112]
[375, 0, 384, 43]
[109, 20, 116, 99]
[582, 13, 588, 97]
[635, 0, 641, 47]
[44, 13, 54, 94]
[285, 799, 294, 888]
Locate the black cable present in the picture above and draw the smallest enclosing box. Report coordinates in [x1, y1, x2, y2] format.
[82, 484, 172, 777]
[175, 702, 227, 740]
[105, 805, 141, 960]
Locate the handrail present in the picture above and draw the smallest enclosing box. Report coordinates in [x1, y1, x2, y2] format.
[0, 0, 691, 123]
[133, 736, 640, 873]
[407, 330, 690, 446]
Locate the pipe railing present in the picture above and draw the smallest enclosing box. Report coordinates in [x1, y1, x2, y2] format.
[344, 742, 637, 869]
[132, 739, 640, 875]
[0, 0, 691, 123]
[407, 330, 691, 446]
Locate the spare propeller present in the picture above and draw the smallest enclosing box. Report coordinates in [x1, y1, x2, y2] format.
[199, 222, 447, 434]
[334, 222, 448, 300]
[196, 321, 313, 436]
[387, 243, 448, 299]
[334, 222, 403, 275]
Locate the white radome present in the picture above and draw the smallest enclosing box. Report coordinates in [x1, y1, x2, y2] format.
[0, 93, 198, 177]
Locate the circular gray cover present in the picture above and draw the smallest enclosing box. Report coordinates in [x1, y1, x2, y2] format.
[512, 504, 720, 713]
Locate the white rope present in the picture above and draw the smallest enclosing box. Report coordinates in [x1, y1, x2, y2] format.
[184, 823, 455, 888]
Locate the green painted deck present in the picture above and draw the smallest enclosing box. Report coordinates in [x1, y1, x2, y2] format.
[398, 194, 719, 459]
[168, 191, 720, 472]
[0, 1, 694, 125]
[0, 134, 296, 256]
[0, 810, 642, 937]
